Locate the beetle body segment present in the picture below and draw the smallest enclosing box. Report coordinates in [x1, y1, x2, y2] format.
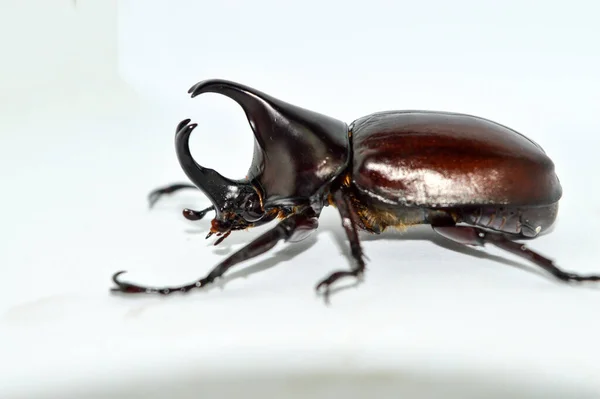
[350, 110, 562, 208]
[111, 80, 600, 298]
[457, 203, 559, 238]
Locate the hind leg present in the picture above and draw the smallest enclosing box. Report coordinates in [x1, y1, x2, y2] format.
[432, 224, 600, 283]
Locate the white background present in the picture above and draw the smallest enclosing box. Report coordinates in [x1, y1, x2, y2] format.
[1, 0, 600, 398]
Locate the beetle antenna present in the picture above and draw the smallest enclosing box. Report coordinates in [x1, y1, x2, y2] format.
[182, 206, 213, 221]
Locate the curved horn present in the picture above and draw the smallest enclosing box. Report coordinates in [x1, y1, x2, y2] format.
[188, 79, 280, 149]
[187, 79, 347, 150]
[174, 118, 248, 218]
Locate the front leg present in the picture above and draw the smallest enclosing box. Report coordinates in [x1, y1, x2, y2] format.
[147, 183, 199, 208]
[147, 183, 214, 221]
[111, 208, 319, 295]
[315, 188, 367, 296]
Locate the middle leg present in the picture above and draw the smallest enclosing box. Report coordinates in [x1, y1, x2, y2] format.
[315, 187, 367, 295]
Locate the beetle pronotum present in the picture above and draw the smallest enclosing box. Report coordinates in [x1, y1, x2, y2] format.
[111, 79, 600, 296]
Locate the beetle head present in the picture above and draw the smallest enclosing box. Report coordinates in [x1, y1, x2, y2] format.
[175, 119, 269, 236]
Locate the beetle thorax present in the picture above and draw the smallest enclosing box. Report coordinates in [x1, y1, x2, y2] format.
[247, 133, 350, 204]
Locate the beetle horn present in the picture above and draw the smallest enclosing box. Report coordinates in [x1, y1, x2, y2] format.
[187, 79, 345, 150]
[188, 79, 279, 131]
[174, 118, 248, 218]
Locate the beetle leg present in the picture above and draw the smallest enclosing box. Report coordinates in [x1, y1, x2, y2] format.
[148, 183, 198, 208]
[315, 188, 366, 297]
[110, 209, 319, 295]
[147, 183, 214, 221]
[432, 225, 600, 283]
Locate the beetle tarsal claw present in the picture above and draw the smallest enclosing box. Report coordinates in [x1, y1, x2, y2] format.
[110, 271, 145, 294]
[314, 269, 364, 296]
[110, 271, 159, 294]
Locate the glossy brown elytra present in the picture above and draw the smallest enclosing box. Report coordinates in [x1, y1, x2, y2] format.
[111, 79, 600, 297]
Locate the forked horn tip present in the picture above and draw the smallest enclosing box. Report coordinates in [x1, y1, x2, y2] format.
[187, 83, 197, 95]
[176, 118, 192, 132]
[175, 120, 198, 139]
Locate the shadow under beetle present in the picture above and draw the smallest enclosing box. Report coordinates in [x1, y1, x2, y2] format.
[111, 79, 600, 296]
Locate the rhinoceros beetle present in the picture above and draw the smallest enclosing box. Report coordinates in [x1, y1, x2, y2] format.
[111, 79, 600, 297]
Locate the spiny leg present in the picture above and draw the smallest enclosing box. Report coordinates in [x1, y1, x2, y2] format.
[432, 225, 600, 283]
[148, 183, 214, 221]
[111, 210, 319, 295]
[315, 188, 366, 297]
[148, 183, 198, 208]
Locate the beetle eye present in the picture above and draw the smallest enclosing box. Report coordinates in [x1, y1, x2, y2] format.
[241, 198, 264, 222]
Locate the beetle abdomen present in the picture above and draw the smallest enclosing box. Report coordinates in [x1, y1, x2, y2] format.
[350, 110, 562, 208]
[455, 203, 559, 237]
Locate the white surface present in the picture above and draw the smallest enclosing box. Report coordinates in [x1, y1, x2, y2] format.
[2, 0, 600, 398]
[0, 0, 118, 92]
